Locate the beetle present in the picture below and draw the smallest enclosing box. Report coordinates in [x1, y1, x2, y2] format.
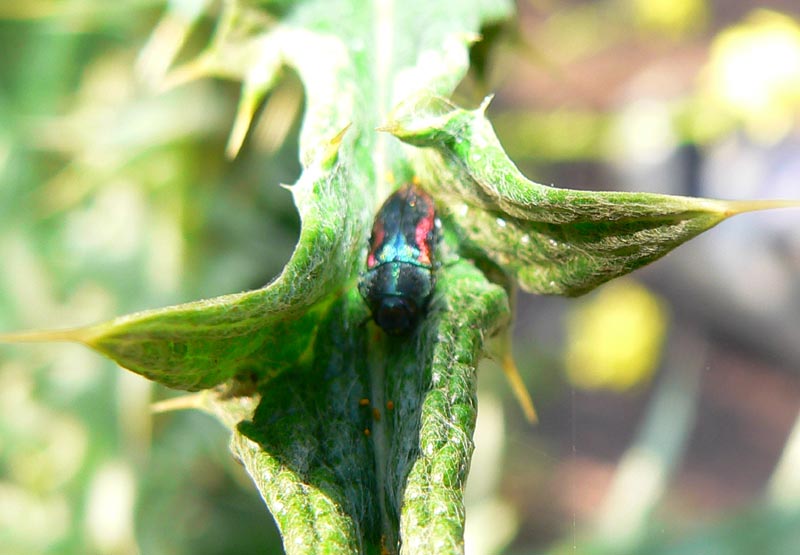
[358, 183, 440, 334]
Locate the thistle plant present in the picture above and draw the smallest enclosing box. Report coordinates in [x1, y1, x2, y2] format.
[2, 1, 798, 554]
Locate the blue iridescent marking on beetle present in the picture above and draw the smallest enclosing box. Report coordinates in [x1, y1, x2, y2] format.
[358, 183, 439, 335]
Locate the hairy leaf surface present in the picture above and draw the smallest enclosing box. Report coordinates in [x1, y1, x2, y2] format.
[384, 96, 799, 296]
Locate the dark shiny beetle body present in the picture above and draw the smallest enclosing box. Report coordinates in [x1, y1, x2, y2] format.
[358, 183, 439, 334]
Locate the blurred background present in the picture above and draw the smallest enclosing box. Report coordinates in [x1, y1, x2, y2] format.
[0, 1, 798, 554]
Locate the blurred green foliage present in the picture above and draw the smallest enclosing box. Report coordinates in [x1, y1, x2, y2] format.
[0, 2, 297, 553]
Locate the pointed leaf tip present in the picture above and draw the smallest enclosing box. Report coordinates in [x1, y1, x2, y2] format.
[0, 327, 93, 345]
[160, 55, 213, 92]
[150, 393, 210, 414]
[321, 123, 352, 169]
[226, 71, 283, 158]
[501, 353, 538, 424]
[478, 94, 494, 114]
[723, 198, 800, 215]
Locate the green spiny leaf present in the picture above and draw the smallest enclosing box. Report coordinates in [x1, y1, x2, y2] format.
[384, 95, 800, 296]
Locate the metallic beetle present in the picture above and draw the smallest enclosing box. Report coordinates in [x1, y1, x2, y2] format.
[358, 184, 439, 334]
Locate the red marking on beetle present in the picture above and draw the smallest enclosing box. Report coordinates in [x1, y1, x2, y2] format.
[414, 200, 435, 265]
[367, 220, 385, 268]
